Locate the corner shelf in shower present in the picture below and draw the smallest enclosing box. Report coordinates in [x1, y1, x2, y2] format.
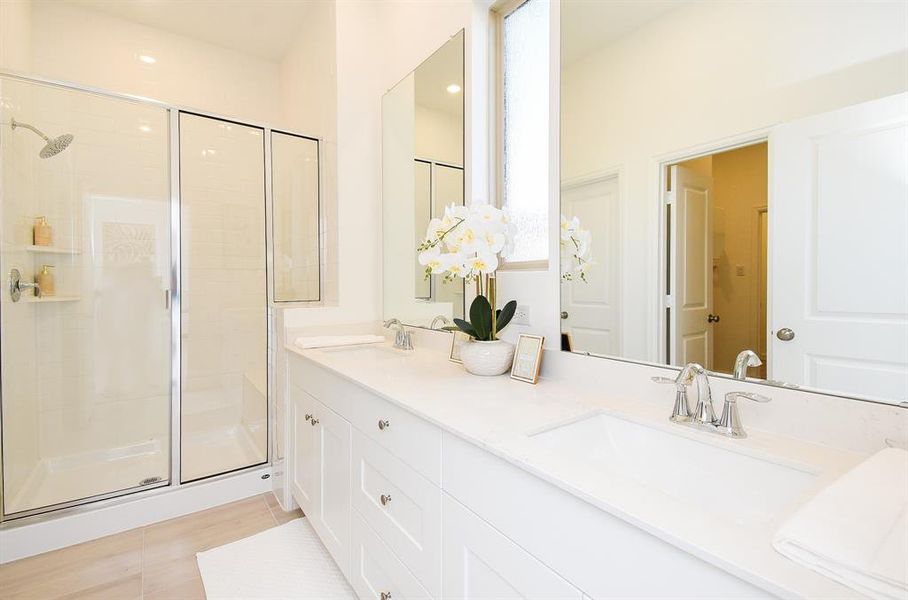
[25, 245, 81, 255]
[20, 295, 81, 304]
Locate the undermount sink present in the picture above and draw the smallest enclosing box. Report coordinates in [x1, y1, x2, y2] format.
[531, 412, 817, 526]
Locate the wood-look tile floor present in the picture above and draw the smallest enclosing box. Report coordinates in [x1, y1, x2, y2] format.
[0, 493, 303, 600]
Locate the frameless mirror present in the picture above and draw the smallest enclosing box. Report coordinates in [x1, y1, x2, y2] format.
[559, 1, 908, 405]
[382, 30, 465, 328]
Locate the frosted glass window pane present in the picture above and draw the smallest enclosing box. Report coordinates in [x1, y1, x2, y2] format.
[503, 0, 550, 263]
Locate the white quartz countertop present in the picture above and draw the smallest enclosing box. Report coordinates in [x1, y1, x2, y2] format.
[286, 340, 871, 600]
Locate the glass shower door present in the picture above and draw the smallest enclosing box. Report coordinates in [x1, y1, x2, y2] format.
[179, 113, 267, 482]
[0, 76, 172, 517]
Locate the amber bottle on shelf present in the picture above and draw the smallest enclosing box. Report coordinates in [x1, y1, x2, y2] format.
[33, 216, 53, 246]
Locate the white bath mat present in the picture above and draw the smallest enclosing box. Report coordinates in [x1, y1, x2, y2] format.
[197, 518, 356, 599]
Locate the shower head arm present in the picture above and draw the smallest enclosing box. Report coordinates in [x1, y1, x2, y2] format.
[11, 118, 51, 143]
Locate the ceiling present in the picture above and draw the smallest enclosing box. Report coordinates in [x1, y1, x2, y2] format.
[561, 0, 683, 66]
[66, 0, 315, 61]
[415, 33, 465, 117]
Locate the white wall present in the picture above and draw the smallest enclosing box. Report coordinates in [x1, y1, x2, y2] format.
[21, 2, 283, 124]
[558, 0, 908, 363]
[280, 0, 340, 304]
[282, 0, 478, 330]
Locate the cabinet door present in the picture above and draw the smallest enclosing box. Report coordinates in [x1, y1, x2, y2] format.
[443, 494, 582, 600]
[311, 400, 352, 578]
[290, 385, 318, 515]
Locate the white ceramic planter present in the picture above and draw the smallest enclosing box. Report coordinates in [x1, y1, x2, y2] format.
[459, 340, 515, 376]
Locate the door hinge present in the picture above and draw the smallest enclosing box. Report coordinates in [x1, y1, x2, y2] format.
[664, 191, 675, 205]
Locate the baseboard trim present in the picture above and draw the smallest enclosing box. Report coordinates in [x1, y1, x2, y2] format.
[0, 467, 272, 563]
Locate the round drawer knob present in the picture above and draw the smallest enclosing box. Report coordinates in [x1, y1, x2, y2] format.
[380, 593, 392, 600]
[310, 418, 319, 426]
[380, 494, 392, 506]
[304, 413, 312, 421]
[378, 419, 390, 431]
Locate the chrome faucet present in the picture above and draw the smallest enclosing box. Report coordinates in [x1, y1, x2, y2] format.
[676, 363, 717, 426]
[430, 315, 452, 330]
[732, 350, 762, 380]
[653, 363, 772, 438]
[383, 318, 413, 350]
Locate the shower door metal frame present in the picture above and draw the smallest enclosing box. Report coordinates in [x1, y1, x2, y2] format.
[0, 69, 322, 525]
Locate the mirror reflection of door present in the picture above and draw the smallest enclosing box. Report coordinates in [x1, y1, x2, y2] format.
[560, 175, 620, 356]
[668, 142, 768, 377]
[770, 95, 908, 401]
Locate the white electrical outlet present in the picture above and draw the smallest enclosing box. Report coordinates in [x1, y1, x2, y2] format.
[513, 304, 531, 326]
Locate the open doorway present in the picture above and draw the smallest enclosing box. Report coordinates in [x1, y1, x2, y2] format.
[665, 141, 768, 378]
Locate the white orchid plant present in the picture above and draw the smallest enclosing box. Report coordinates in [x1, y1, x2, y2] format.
[560, 214, 593, 283]
[417, 203, 517, 341]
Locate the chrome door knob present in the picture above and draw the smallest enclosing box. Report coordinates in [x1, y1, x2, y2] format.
[707, 313, 720, 323]
[380, 494, 392, 506]
[560, 311, 568, 320]
[378, 419, 390, 431]
[776, 328, 795, 341]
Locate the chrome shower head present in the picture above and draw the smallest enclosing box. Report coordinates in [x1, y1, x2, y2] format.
[39, 133, 74, 158]
[11, 117, 74, 159]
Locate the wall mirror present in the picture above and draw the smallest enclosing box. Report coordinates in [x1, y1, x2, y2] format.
[559, 1, 908, 405]
[382, 30, 465, 329]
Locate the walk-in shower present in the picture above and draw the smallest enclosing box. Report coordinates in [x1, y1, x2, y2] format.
[0, 73, 320, 522]
[10, 117, 73, 158]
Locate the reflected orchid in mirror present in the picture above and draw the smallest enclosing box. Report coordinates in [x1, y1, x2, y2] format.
[416, 203, 517, 341]
[561, 214, 593, 283]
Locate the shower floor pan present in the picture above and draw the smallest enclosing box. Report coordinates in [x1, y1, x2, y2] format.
[4, 439, 169, 516]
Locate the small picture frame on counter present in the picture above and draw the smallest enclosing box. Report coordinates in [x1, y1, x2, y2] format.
[449, 331, 471, 364]
[511, 334, 544, 384]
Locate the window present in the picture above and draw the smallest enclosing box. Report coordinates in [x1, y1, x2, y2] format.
[499, 0, 550, 264]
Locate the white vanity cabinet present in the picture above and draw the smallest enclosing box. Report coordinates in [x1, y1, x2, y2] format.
[288, 353, 776, 600]
[442, 494, 583, 600]
[289, 383, 352, 578]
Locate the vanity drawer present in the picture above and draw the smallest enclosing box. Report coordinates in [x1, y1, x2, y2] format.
[289, 354, 362, 421]
[351, 390, 442, 485]
[350, 511, 433, 600]
[352, 430, 441, 597]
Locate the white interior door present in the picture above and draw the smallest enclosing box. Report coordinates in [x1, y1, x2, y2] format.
[671, 165, 714, 368]
[770, 93, 908, 402]
[560, 175, 620, 355]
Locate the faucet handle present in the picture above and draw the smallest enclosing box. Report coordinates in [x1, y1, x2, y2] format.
[717, 391, 772, 438]
[726, 391, 771, 403]
[651, 376, 689, 389]
[651, 376, 693, 423]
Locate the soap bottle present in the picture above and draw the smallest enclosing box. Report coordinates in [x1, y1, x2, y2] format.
[36, 265, 55, 297]
[33, 216, 53, 246]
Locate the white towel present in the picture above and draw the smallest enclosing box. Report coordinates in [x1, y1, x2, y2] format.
[294, 334, 385, 350]
[773, 448, 908, 600]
